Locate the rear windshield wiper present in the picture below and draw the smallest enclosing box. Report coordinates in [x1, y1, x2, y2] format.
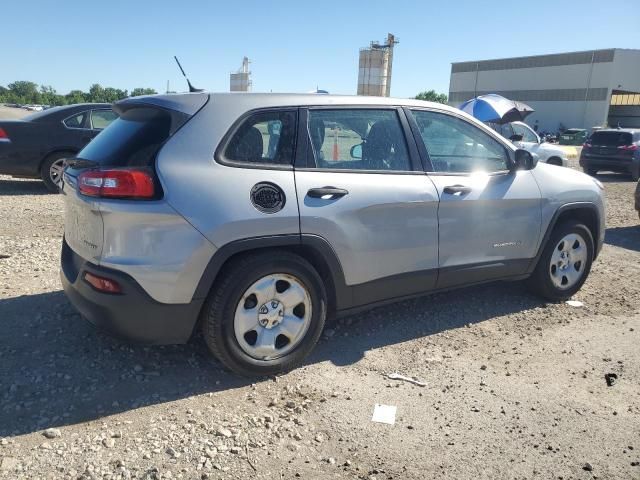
[64, 157, 98, 169]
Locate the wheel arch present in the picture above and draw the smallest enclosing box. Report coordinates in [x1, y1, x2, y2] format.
[546, 156, 563, 166]
[192, 234, 349, 317]
[528, 202, 601, 274]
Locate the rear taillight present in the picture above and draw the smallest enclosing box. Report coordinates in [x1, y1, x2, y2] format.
[0, 127, 10, 142]
[78, 169, 155, 199]
[618, 144, 638, 151]
[84, 272, 122, 294]
[582, 142, 591, 152]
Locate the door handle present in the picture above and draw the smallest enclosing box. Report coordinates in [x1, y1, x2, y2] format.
[307, 186, 349, 199]
[443, 185, 471, 195]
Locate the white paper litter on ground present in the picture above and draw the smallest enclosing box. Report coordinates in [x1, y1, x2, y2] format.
[566, 300, 584, 307]
[371, 404, 397, 425]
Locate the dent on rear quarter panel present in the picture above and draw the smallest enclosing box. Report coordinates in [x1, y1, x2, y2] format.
[98, 200, 216, 304]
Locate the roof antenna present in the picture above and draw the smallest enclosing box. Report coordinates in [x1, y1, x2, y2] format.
[174, 56, 203, 93]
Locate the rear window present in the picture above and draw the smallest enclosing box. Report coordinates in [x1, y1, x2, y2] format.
[563, 129, 582, 134]
[77, 108, 181, 167]
[590, 131, 633, 146]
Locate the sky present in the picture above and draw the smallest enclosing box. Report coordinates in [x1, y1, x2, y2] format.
[3, 0, 639, 98]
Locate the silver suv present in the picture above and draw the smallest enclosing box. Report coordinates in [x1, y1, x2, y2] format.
[60, 93, 605, 376]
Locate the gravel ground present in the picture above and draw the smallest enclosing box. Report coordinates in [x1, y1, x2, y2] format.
[1, 164, 639, 480]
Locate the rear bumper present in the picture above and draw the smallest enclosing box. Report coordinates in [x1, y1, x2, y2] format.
[60, 238, 203, 344]
[580, 155, 639, 174]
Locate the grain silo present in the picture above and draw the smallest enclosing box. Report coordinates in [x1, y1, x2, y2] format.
[230, 57, 252, 92]
[357, 34, 398, 97]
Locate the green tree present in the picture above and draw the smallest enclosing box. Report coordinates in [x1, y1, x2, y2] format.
[88, 84, 106, 103]
[8, 81, 40, 103]
[103, 87, 128, 103]
[65, 90, 87, 104]
[130, 88, 157, 97]
[415, 90, 448, 104]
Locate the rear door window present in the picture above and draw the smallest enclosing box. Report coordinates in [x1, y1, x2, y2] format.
[307, 109, 411, 172]
[76, 107, 176, 167]
[590, 131, 633, 146]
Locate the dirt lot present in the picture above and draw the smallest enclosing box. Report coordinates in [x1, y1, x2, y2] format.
[1, 165, 639, 480]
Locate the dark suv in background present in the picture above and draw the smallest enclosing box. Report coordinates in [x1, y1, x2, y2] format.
[580, 128, 640, 181]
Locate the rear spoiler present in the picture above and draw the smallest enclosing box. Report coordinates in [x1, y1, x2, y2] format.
[114, 93, 209, 116]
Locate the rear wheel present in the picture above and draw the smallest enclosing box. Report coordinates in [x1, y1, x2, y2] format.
[547, 157, 563, 166]
[527, 221, 594, 301]
[201, 251, 327, 377]
[40, 152, 72, 193]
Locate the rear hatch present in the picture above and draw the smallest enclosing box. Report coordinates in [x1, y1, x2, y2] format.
[62, 94, 208, 262]
[586, 130, 634, 158]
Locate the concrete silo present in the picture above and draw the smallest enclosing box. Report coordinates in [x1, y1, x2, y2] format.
[230, 57, 252, 92]
[357, 34, 398, 97]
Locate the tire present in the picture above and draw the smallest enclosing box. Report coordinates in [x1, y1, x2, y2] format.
[201, 251, 327, 377]
[583, 167, 598, 177]
[40, 152, 72, 193]
[547, 157, 562, 167]
[527, 221, 594, 301]
[631, 169, 639, 182]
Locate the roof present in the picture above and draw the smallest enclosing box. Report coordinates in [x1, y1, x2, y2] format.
[450, 49, 640, 74]
[117, 92, 462, 116]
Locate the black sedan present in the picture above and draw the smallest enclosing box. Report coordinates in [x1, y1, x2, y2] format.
[0, 103, 117, 191]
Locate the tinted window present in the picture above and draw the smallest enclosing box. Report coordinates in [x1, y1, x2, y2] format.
[308, 109, 411, 171]
[224, 110, 297, 165]
[411, 110, 509, 173]
[590, 131, 633, 146]
[512, 123, 538, 143]
[91, 109, 118, 130]
[77, 108, 172, 167]
[64, 112, 87, 129]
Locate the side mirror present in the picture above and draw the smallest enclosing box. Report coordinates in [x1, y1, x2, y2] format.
[514, 149, 537, 170]
[509, 134, 524, 142]
[539, 136, 546, 144]
[350, 143, 362, 159]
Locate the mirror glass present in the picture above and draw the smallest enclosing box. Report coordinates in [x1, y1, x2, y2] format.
[350, 143, 362, 159]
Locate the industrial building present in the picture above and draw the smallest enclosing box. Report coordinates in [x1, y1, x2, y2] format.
[449, 48, 640, 131]
[357, 33, 398, 97]
[230, 57, 252, 92]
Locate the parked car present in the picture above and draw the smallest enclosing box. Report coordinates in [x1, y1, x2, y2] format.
[61, 93, 605, 376]
[0, 103, 117, 191]
[559, 128, 588, 145]
[580, 128, 640, 181]
[489, 121, 568, 167]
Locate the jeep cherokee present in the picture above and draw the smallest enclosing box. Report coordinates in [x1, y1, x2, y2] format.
[60, 93, 605, 376]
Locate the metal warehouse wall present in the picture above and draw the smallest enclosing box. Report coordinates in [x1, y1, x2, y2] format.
[448, 49, 640, 131]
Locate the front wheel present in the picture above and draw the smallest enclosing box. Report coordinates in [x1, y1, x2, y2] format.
[527, 221, 594, 301]
[201, 251, 327, 377]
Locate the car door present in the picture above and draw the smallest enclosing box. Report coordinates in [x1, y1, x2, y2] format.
[406, 108, 542, 289]
[294, 107, 440, 307]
